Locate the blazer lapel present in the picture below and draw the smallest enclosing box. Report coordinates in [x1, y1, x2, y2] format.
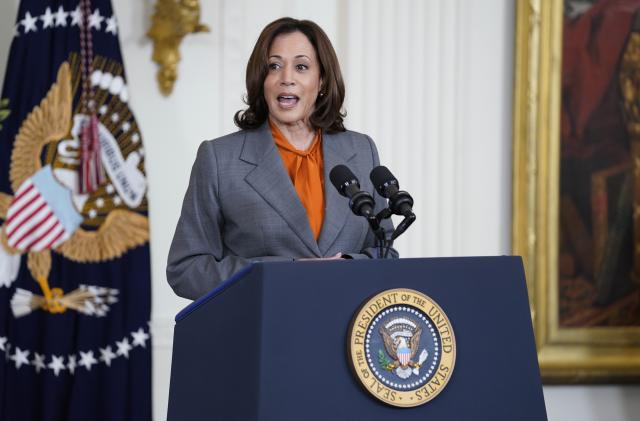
[317, 131, 356, 254]
[241, 123, 321, 256]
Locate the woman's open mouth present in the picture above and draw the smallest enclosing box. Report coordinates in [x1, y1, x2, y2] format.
[277, 95, 299, 108]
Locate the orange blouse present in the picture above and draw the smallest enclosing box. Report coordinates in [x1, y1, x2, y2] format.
[270, 120, 324, 240]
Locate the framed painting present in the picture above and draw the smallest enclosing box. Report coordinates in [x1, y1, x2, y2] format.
[512, 0, 640, 382]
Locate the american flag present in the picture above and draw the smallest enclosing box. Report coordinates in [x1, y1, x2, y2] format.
[0, 1, 152, 420]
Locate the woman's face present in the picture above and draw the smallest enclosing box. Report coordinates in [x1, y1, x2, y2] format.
[263, 31, 322, 129]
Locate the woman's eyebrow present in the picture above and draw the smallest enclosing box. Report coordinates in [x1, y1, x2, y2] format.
[268, 54, 311, 60]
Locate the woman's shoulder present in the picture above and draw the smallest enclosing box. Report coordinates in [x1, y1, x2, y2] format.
[202, 129, 247, 148]
[198, 128, 257, 156]
[329, 128, 377, 152]
[334, 128, 374, 141]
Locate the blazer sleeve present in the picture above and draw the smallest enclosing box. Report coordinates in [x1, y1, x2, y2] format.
[346, 135, 399, 260]
[166, 142, 292, 300]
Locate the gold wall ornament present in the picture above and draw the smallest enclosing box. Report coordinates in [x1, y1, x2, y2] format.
[147, 0, 210, 96]
[513, 0, 640, 382]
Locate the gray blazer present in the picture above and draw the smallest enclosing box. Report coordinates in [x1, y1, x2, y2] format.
[167, 122, 397, 300]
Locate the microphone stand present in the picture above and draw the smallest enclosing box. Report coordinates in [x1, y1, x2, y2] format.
[364, 212, 386, 259]
[371, 209, 392, 259]
[371, 209, 416, 258]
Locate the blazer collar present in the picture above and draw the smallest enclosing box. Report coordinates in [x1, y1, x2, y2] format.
[239, 122, 273, 165]
[240, 122, 357, 257]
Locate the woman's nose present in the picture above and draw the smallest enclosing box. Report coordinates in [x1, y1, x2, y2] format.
[280, 65, 294, 85]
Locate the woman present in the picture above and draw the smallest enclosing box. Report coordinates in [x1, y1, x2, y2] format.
[167, 17, 397, 300]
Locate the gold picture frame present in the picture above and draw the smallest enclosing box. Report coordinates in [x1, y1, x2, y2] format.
[512, 0, 640, 382]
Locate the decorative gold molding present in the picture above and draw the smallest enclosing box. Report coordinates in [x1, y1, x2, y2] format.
[147, 0, 209, 96]
[512, 0, 640, 382]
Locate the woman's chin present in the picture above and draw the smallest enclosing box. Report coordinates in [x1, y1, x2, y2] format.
[269, 113, 308, 127]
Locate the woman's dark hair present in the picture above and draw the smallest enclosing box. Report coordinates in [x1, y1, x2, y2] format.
[234, 17, 346, 132]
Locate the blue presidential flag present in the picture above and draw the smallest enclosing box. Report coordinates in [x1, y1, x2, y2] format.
[0, 1, 151, 420]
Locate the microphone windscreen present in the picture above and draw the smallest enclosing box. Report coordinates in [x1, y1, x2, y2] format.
[329, 165, 358, 193]
[370, 166, 397, 197]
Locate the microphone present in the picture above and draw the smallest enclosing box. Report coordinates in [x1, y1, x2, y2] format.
[329, 165, 375, 218]
[369, 166, 414, 217]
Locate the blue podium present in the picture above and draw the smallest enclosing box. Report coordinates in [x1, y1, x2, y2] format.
[167, 257, 547, 420]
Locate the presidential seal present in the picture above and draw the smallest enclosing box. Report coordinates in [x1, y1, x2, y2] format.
[348, 288, 456, 407]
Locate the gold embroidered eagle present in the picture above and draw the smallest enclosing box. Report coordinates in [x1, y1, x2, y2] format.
[0, 61, 148, 317]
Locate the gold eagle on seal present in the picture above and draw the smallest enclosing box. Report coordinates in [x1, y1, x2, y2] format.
[379, 324, 423, 370]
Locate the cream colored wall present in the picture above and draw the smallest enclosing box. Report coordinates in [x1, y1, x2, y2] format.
[1, 0, 640, 419]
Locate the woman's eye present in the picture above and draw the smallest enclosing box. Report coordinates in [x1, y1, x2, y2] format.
[268, 63, 281, 70]
[296, 64, 308, 71]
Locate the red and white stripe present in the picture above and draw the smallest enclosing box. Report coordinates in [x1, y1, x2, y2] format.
[5, 181, 68, 251]
[398, 348, 411, 366]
